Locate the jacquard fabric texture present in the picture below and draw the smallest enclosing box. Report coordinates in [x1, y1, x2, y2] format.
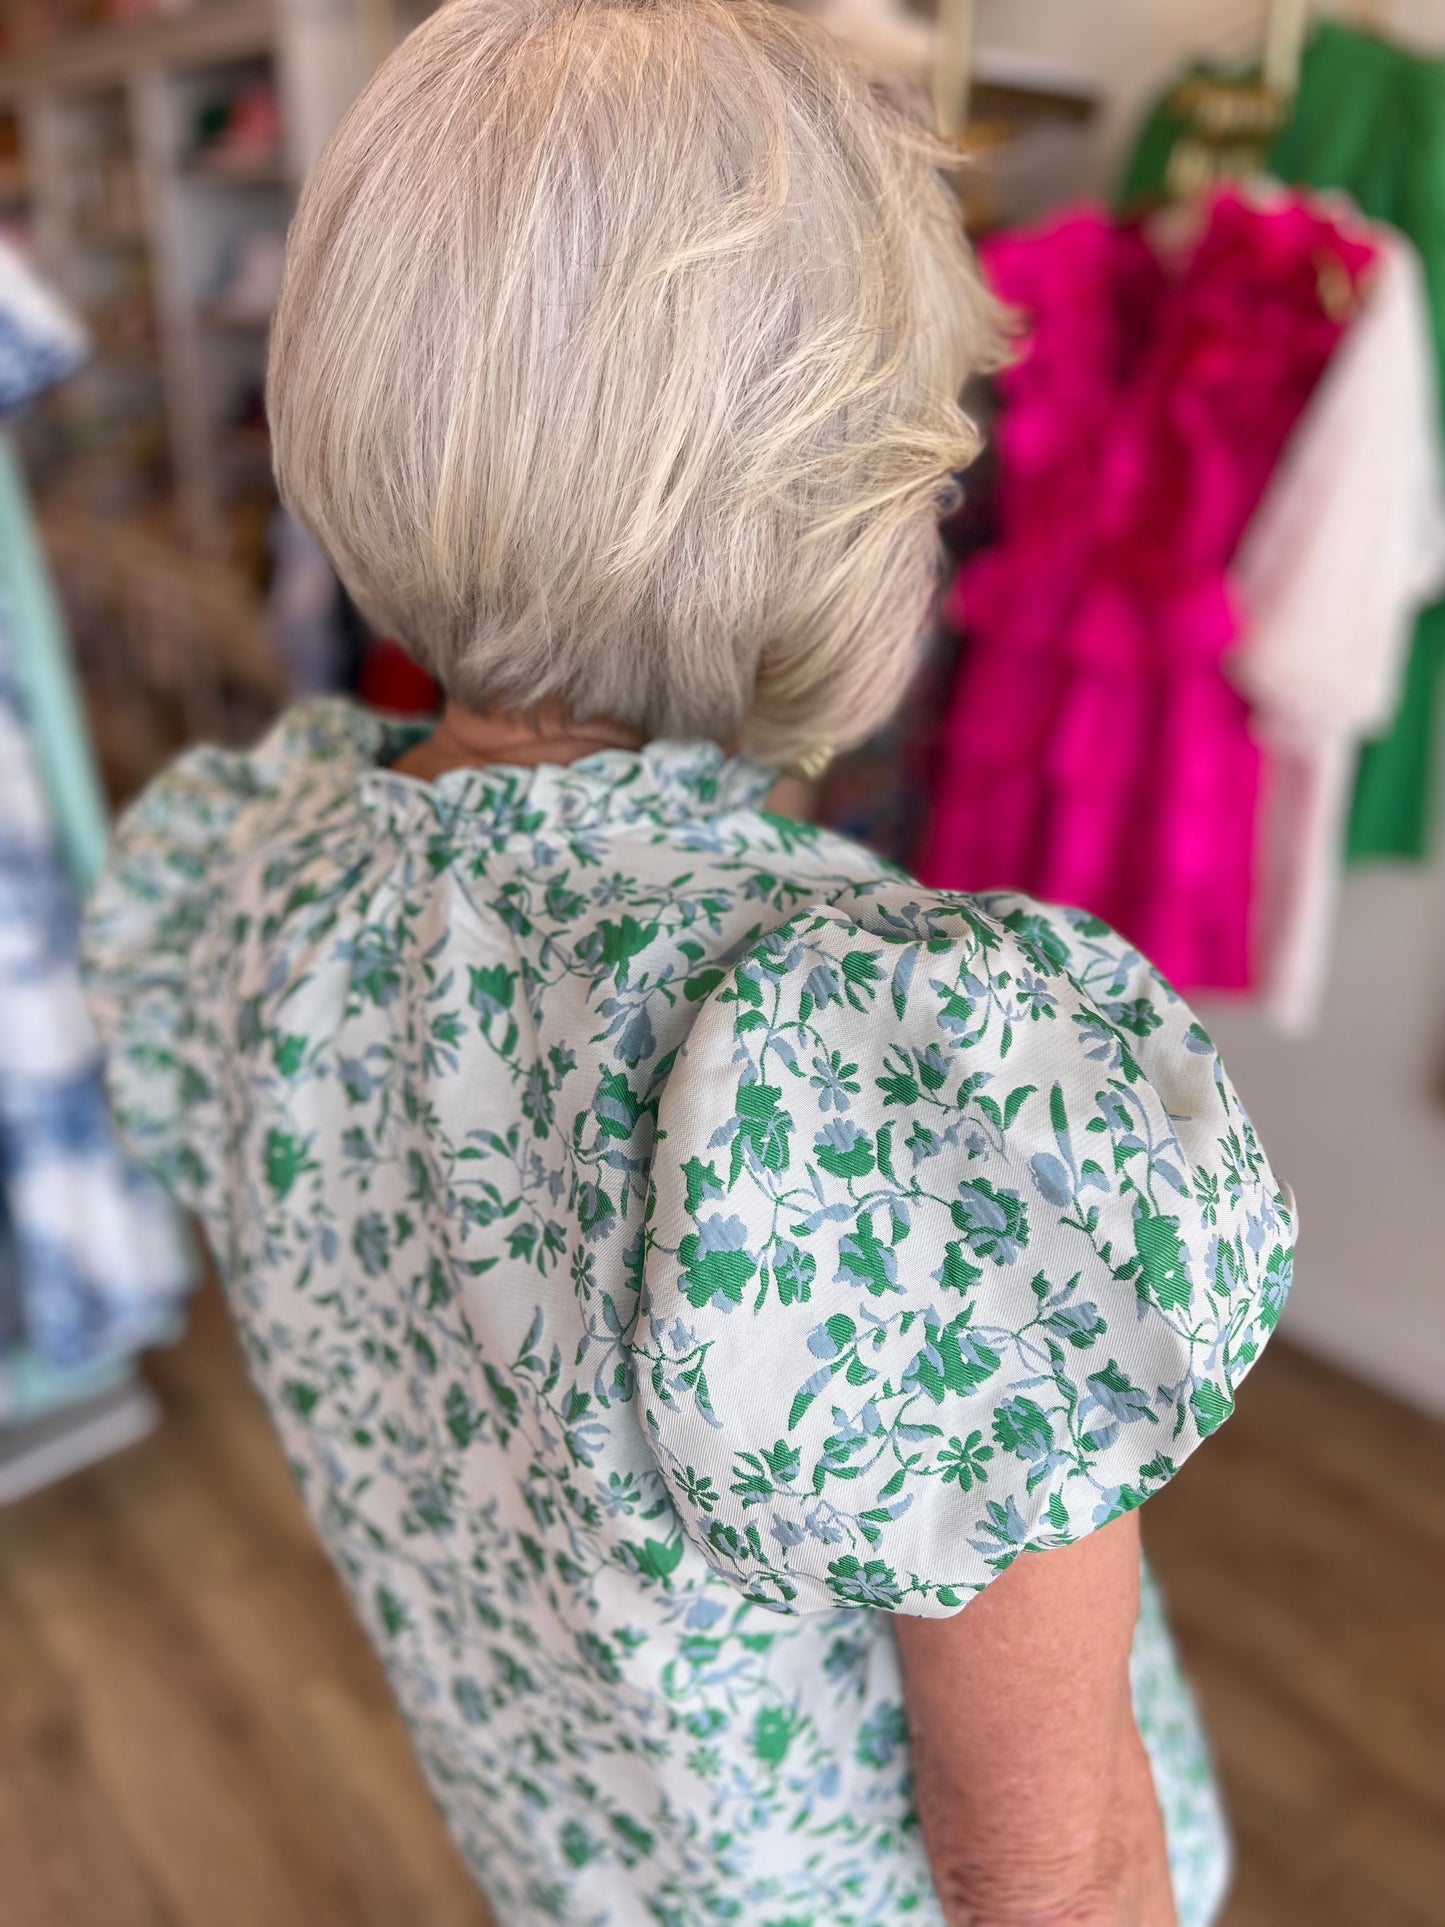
[83, 701, 1289, 1927]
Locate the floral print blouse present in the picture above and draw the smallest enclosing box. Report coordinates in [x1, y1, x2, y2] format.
[83, 701, 1295, 1927]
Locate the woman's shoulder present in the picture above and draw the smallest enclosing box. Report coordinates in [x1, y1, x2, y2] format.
[636, 881, 1294, 1617]
[114, 699, 390, 837]
[86, 698, 409, 970]
[81, 701, 396, 1200]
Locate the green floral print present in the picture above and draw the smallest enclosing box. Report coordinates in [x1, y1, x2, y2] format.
[84, 701, 1289, 1927]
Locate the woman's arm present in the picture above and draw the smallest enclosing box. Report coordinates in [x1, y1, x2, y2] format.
[895, 1512, 1177, 1927]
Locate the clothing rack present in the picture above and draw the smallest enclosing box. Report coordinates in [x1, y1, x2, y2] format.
[1263, 0, 1310, 99]
[933, 0, 974, 137]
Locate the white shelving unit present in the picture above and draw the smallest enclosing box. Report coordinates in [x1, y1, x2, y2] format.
[0, 2, 379, 1499]
[0, 3, 369, 549]
[0, 2, 376, 795]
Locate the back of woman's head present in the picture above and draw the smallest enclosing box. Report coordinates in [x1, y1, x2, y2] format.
[268, 0, 1004, 763]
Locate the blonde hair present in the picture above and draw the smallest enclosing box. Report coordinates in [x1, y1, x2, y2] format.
[268, 0, 1004, 763]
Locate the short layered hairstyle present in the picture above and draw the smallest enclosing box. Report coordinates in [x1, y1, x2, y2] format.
[268, 0, 1004, 763]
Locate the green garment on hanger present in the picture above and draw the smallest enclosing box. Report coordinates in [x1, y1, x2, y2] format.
[1119, 20, 1445, 860]
[0, 433, 109, 893]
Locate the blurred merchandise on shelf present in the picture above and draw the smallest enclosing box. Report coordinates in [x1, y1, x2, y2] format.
[0, 2, 202, 58]
[0, 229, 86, 406]
[188, 76, 282, 175]
[42, 506, 285, 799]
[204, 226, 286, 328]
[0, 4, 352, 800]
[67, 138, 142, 243]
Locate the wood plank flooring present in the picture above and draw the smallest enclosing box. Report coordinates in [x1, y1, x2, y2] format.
[0, 1283, 1441, 1927]
[1143, 1336, 1445, 1927]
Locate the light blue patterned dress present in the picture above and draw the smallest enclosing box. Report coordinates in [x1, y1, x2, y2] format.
[0, 232, 189, 1385]
[84, 701, 1295, 1927]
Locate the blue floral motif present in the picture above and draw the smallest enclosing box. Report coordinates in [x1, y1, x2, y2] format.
[0, 649, 189, 1369]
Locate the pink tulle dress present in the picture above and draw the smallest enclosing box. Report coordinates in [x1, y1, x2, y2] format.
[919, 195, 1374, 991]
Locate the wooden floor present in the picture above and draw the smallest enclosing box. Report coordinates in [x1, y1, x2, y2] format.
[1, 1286, 1442, 1927]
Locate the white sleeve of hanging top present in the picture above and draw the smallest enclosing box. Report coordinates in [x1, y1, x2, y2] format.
[1231, 226, 1445, 740]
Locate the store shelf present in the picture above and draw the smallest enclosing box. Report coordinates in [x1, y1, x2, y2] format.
[1, 0, 419, 797]
[0, 5, 277, 101]
[69, 222, 149, 249]
[197, 308, 272, 335]
[180, 152, 291, 187]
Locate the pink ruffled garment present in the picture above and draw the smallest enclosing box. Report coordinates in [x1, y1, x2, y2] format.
[919, 194, 1375, 992]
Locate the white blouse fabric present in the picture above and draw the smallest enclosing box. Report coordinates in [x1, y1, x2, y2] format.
[83, 702, 1296, 1927]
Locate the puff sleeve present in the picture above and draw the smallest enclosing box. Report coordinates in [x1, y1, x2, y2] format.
[82, 737, 274, 1214]
[637, 884, 1295, 1616]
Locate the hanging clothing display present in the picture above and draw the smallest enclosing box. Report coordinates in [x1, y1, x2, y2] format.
[1233, 227, 1445, 1029]
[0, 436, 110, 895]
[0, 642, 191, 1365]
[0, 1189, 23, 1357]
[0, 246, 106, 894]
[1121, 19, 1445, 861]
[919, 192, 1373, 995]
[0, 237, 192, 1398]
[0, 244, 86, 413]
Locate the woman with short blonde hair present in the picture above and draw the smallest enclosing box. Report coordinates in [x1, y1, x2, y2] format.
[87, 4, 1291, 1923]
[267, 0, 997, 764]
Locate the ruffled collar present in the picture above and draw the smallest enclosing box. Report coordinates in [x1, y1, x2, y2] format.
[301, 699, 776, 833]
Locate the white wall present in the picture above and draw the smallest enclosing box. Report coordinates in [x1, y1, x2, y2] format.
[974, 0, 1401, 188]
[975, 0, 1261, 186]
[970, 0, 1445, 1412]
[1204, 860, 1445, 1416]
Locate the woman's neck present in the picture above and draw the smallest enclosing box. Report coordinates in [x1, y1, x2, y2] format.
[392, 700, 646, 782]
